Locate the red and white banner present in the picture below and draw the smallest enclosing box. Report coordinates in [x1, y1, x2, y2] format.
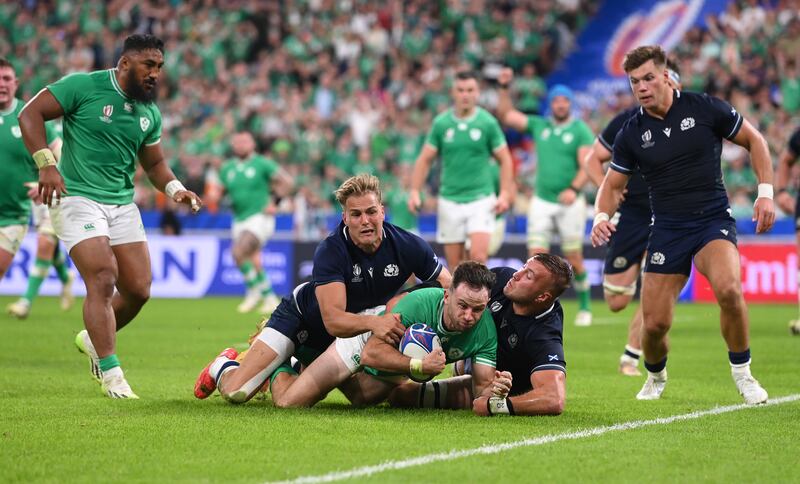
[692, 244, 797, 303]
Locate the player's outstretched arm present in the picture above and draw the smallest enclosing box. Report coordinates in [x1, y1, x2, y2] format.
[316, 282, 405, 343]
[582, 139, 612, 188]
[139, 143, 203, 213]
[732, 119, 775, 233]
[19, 89, 67, 207]
[469, 362, 497, 399]
[493, 145, 515, 214]
[591, 169, 629, 247]
[408, 145, 437, 215]
[361, 335, 445, 378]
[495, 68, 529, 132]
[473, 370, 565, 416]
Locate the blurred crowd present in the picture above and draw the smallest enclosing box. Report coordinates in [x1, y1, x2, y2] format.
[2, 0, 799, 236]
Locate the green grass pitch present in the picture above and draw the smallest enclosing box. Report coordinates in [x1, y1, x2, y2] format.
[1, 295, 798, 483]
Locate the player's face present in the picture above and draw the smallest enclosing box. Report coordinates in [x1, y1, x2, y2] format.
[550, 96, 571, 122]
[452, 78, 479, 113]
[231, 133, 256, 158]
[343, 192, 385, 252]
[0, 66, 19, 109]
[503, 258, 553, 304]
[443, 283, 489, 332]
[123, 49, 164, 103]
[627, 60, 669, 110]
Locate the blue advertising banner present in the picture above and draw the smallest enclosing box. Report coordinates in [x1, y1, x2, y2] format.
[548, 0, 729, 100]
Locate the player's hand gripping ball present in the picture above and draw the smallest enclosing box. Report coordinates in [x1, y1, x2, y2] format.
[398, 323, 442, 382]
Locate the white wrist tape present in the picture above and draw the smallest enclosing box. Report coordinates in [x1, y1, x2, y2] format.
[409, 358, 425, 381]
[165, 180, 187, 198]
[487, 396, 511, 415]
[593, 212, 610, 228]
[757, 183, 773, 200]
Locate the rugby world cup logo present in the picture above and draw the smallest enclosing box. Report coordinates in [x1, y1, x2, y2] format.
[99, 104, 114, 123]
[641, 129, 654, 149]
[605, 0, 703, 77]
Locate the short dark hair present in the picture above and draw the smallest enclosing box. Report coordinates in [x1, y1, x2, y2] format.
[0, 57, 13, 70]
[122, 34, 164, 55]
[455, 70, 479, 82]
[622, 45, 667, 73]
[532, 253, 573, 299]
[451, 261, 496, 294]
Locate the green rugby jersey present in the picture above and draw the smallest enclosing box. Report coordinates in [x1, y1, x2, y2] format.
[219, 154, 279, 221]
[527, 115, 594, 203]
[391, 287, 497, 367]
[0, 98, 58, 226]
[47, 69, 162, 205]
[424, 107, 507, 203]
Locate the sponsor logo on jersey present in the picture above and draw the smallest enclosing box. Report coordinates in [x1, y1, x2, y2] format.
[680, 117, 695, 131]
[444, 128, 454, 142]
[457, 122, 467, 131]
[663, 127, 671, 137]
[367, 267, 373, 278]
[469, 128, 482, 141]
[140, 116, 150, 132]
[99, 105, 113, 123]
[548, 354, 559, 361]
[650, 252, 666, 265]
[11, 125, 21, 138]
[124, 102, 133, 112]
[542, 128, 551, 140]
[383, 264, 399, 277]
[641, 129, 654, 149]
[720, 229, 729, 236]
[562, 132, 574, 144]
[351, 263, 363, 282]
[83, 223, 95, 231]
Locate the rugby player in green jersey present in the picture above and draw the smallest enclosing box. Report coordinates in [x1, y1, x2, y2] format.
[497, 67, 595, 327]
[408, 71, 515, 271]
[18, 34, 202, 399]
[220, 131, 293, 315]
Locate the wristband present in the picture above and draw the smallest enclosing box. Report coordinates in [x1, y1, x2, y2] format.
[593, 212, 610, 227]
[756, 183, 773, 200]
[409, 358, 424, 380]
[165, 179, 187, 198]
[487, 396, 515, 415]
[32, 148, 57, 169]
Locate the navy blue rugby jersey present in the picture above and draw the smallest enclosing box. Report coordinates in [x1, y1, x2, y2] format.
[610, 90, 743, 221]
[599, 107, 649, 212]
[488, 267, 566, 396]
[294, 221, 443, 329]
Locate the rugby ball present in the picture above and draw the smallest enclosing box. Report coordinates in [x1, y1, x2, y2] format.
[399, 323, 442, 382]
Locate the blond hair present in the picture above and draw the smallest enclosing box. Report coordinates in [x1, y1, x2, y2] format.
[334, 174, 382, 207]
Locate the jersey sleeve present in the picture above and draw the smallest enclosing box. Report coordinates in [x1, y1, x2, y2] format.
[703, 94, 743, 140]
[487, 114, 508, 152]
[524, 324, 566, 374]
[610, 125, 637, 175]
[788, 128, 800, 159]
[261, 157, 280, 181]
[47, 72, 93, 115]
[406, 232, 443, 282]
[576, 120, 595, 147]
[311, 238, 348, 286]
[598, 112, 629, 151]
[143, 106, 162, 146]
[526, 115, 542, 137]
[423, 116, 442, 152]
[472, 319, 497, 368]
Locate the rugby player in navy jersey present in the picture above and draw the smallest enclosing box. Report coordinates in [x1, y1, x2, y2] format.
[591, 45, 774, 404]
[583, 60, 681, 376]
[193, 174, 451, 403]
[385, 254, 573, 416]
[775, 126, 800, 335]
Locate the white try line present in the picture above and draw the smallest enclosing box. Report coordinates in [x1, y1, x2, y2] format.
[270, 394, 800, 484]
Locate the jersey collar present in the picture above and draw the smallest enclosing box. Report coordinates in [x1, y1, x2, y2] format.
[534, 302, 556, 320]
[0, 98, 18, 116]
[449, 107, 479, 124]
[108, 69, 132, 100]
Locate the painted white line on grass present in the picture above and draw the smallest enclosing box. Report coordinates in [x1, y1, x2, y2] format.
[271, 394, 800, 484]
